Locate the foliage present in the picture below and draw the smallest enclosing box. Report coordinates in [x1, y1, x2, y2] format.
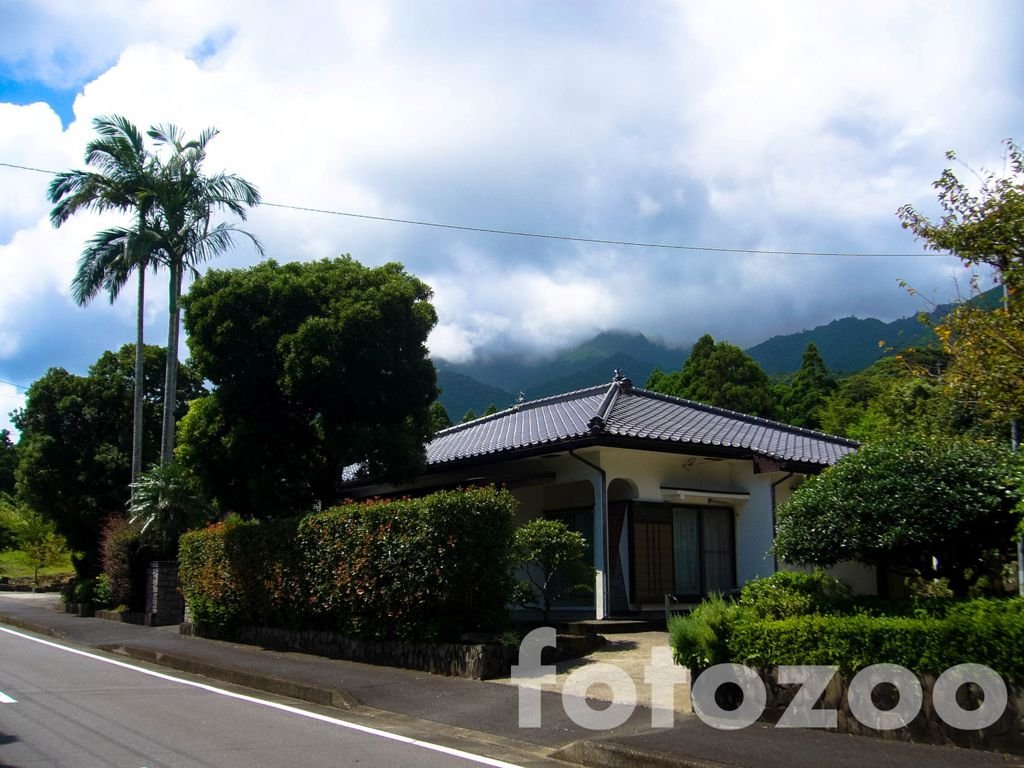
[728, 599, 1024, 677]
[48, 115, 163, 486]
[737, 569, 850, 619]
[461, 409, 477, 423]
[100, 515, 143, 609]
[647, 334, 776, 417]
[512, 518, 593, 623]
[0, 429, 16, 496]
[17, 511, 68, 589]
[776, 344, 837, 429]
[898, 139, 1024, 423]
[773, 436, 1024, 596]
[143, 123, 263, 465]
[128, 463, 212, 558]
[179, 257, 437, 518]
[179, 487, 517, 641]
[13, 345, 204, 577]
[429, 401, 453, 433]
[0, 495, 20, 551]
[668, 594, 746, 669]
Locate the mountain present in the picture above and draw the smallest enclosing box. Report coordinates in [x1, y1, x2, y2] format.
[747, 288, 1003, 375]
[433, 366, 515, 421]
[435, 331, 687, 417]
[433, 288, 1004, 415]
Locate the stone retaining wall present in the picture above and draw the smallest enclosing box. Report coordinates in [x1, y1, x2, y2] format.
[228, 625, 518, 679]
[695, 665, 1024, 754]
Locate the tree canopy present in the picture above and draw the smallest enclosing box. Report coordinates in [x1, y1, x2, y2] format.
[773, 436, 1024, 596]
[777, 343, 837, 429]
[898, 139, 1024, 425]
[0, 429, 16, 497]
[646, 334, 776, 417]
[178, 257, 438, 518]
[12, 345, 204, 577]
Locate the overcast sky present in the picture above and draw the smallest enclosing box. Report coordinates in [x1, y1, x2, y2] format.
[1, 0, 1022, 434]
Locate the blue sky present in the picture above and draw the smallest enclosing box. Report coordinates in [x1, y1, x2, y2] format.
[1, 0, 1023, 434]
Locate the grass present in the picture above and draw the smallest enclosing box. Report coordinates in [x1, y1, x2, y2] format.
[0, 549, 75, 582]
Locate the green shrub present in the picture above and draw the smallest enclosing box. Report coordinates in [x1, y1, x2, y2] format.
[669, 594, 747, 669]
[512, 518, 593, 623]
[178, 486, 518, 641]
[738, 570, 850, 619]
[727, 597, 1024, 677]
[100, 515, 143, 609]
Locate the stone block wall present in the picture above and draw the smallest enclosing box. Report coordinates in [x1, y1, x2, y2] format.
[145, 561, 185, 626]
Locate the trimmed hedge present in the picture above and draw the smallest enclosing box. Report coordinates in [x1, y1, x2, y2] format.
[179, 487, 517, 641]
[670, 574, 1024, 677]
[730, 600, 1024, 677]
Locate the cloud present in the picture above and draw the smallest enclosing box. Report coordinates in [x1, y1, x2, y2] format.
[0, 0, 1022, 416]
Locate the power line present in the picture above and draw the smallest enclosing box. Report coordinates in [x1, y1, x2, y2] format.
[0, 378, 29, 392]
[2, 159, 940, 259]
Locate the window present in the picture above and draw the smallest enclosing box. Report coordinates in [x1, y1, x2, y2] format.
[631, 502, 735, 602]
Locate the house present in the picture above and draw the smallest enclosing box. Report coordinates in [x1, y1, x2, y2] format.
[340, 372, 863, 620]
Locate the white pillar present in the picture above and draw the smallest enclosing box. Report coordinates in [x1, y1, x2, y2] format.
[591, 473, 608, 620]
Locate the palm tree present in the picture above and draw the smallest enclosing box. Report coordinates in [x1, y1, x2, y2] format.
[48, 115, 160, 488]
[146, 124, 263, 464]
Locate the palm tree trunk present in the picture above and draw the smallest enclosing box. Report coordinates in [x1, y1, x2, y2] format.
[131, 267, 145, 488]
[160, 262, 182, 466]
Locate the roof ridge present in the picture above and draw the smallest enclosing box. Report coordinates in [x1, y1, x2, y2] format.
[432, 383, 610, 437]
[587, 380, 621, 433]
[628, 386, 860, 448]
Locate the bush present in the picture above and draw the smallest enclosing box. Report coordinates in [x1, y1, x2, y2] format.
[100, 515, 143, 609]
[738, 570, 850, 619]
[669, 594, 747, 669]
[179, 486, 518, 641]
[512, 518, 593, 623]
[725, 597, 1024, 677]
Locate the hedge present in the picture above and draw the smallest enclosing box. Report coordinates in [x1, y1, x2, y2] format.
[179, 487, 517, 641]
[670, 574, 1024, 677]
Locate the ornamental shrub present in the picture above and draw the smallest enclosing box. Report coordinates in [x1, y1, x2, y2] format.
[178, 486, 517, 641]
[669, 595, 748, 669]
[738, 570, 850, 619]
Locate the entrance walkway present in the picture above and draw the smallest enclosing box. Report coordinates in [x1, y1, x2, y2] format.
[490, 630, 692, 714]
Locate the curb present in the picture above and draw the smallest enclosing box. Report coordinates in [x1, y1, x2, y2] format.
[96, 644, 360, 711]
[554, 739, 735, 768]
[0, 614, 68, 642]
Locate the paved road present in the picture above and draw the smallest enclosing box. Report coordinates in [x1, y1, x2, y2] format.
[0, 627, 537, 768]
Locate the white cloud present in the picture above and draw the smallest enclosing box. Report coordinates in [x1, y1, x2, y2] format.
[0, 0, 1021, 391]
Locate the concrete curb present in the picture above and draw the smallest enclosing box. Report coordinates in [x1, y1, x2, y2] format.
[554, 739, 735, 768]
[0, 614, 68, 641]
[96, 644, 360, 711]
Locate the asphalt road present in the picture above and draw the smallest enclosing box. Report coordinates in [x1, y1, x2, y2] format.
[0, 627, 535, 768]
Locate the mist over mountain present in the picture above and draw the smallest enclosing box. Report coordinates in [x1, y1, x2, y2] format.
[433, 291, 1001, 419]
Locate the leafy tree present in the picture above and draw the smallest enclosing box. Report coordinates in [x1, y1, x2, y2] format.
[513, 518, 592, 623]
[646, 334, 776, 417]
[429, 401, 453, 433]
[483, 403, 499, 416]
[178, 257, 437, 518]
[0, 429, 16, 496]
[898, 139, 1024, 425]
[128, 463, 213, 559]
[773, 436, 1024, 597]
[17, 511, 68, 590]
[461, 409, 477, 423]
[49, 115, 161, 488]
[144, 124, 263, 465]
[778, 343, 837, 429]
[12, 345, 204, 577]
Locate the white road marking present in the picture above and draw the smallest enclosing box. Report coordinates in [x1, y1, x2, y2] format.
[0, 691, 16, 703]
[0, 626, 523, 768]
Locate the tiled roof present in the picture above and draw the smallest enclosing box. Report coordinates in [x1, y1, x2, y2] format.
[426, 375, 857, 469]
